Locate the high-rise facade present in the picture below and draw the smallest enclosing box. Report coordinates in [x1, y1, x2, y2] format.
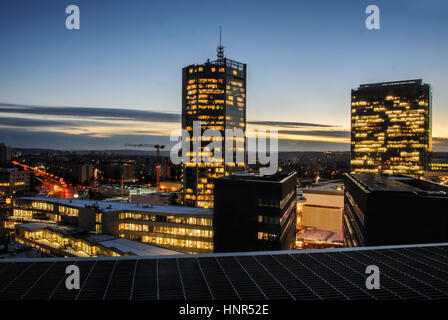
[181, 45, 247, 208]
[351, 79, 431, 177]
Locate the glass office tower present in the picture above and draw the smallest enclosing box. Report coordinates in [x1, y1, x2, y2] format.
[351, 79, 432, 177]
[181, 46, 246, 208]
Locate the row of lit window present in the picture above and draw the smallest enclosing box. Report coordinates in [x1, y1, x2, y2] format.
[118, 212, 212, 226]
[31, 201, 54, 211]
[189, 67, 225, 74]
[58, 206, 79, 216]
[257, 232, 278, 241]
[258, 215, 280, 225]
[140, 235, 213, 251]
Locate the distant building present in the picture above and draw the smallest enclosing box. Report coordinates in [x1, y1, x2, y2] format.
[71, 164, 95, 184]
[131, 192, 178, 206]
[351, 80, 431, 177]
[213, 171, 297, 253]
[0, 143, 12, 167]
[344, 173, 448, 247]
[182, 43, 247, 208]
[0, 168, 30, 197]
[429, 159, 448, 172]
[121, 164, 135, 182]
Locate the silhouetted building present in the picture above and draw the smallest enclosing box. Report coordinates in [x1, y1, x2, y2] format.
[344, 173, 448, 247]
[213, 171, 297, 252]
[0, 143, 11, 167]
[351, 80, 431, 177]
[70, 164, 94, 184]
[182, 43, 247, 208]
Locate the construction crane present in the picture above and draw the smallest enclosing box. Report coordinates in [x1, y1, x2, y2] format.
[124, 144, 166, 191]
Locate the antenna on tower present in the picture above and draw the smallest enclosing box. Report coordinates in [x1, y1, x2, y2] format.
[217, 25, 224, 61]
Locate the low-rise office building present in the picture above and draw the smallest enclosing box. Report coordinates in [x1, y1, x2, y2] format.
[213, 171, 297, 252]
[15, 222, 179, 257]
[11, 197, 213, 254]
[344, 173, 448, 247]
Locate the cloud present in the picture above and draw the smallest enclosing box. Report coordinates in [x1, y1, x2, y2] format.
[278, 138, 349, 152]
[0, 127, 175, 151]
[247, 120, 336, 128]
[0, 117, 75, 127]
[278, 129, 350, 138]
[2, 102, 445, 152]
[0, 102, 180, 123]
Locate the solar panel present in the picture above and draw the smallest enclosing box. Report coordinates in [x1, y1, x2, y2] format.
[0, 243, 447, 300]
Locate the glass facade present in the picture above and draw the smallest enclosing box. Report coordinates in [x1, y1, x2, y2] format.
[182, 57, 247, 208]
[351, 79, 431, 177]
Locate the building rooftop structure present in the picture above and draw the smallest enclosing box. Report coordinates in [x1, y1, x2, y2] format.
[89, 237, 180, 256]
[19, 197, 212, 216]
[218, 171, 296, 183]
[0, 242, 447, 300]
[297, 228, 344, 245]
[348, 173, 448, 195]
[15, 222, 180, 257]
[358, 79, 424, 89]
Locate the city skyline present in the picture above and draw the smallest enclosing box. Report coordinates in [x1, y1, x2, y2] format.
[1, 0, 448, 151]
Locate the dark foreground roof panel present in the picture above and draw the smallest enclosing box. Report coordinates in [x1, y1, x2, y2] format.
[0, 243, 447, 300]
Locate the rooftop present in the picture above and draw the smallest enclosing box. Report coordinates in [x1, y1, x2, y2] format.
[217, 171, 296, 183]
[303, 180, 344, 194]
[0, 242, 447, 300]
[347, 174, 426, 193]
[185, 57, 246, 71]
[17, 222, 86, 236]
[18, 197, 212, 216]
[357, 79, 423, 89]
[347, 173, 448, 196]
[16, 222, 181, 256]
[297, 228, 344, 244]
[91, 237, 181, 256]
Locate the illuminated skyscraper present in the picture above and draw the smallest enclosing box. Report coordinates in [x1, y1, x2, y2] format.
[350, 79, 432, 177]
[181, 37, 246, 208]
